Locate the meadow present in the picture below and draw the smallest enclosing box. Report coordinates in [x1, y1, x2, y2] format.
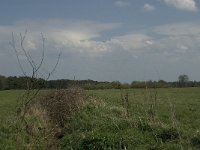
[0, 88, 200, 149]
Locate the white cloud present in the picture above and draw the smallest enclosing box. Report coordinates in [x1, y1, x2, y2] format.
[0, 20, 121, 57]
[108, 34, 154, 51]
[146, 40, 154, 45]
[114, 1, 130, 7]
[151, 22, 200, 58]
[144, 3, 155, 12]
[1, 19, 200, 61]
[163, 0, 198, 12]
[154, 22, 200, 35]
[2, 20, 200, 81]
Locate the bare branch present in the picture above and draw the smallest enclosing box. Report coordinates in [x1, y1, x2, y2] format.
[20, 31, 36, 78]
[10, 32, 26, 76]
[11, 31, 61, 118]
[35, 33, 45, 75]
[46, 52, 61, 80]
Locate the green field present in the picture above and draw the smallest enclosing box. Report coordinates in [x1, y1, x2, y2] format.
[1, 88, 200, 149]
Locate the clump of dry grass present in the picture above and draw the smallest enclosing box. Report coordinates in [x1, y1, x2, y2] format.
[21, 86, 86, 149]
[38, 86, 86, 127]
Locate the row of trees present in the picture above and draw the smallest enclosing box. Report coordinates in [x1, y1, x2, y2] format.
[0, 74, 199, 90]
[0, 75, 45, 90]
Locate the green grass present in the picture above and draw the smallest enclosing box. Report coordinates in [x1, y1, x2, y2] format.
[0, 90, 23, 119]
[1, 88, 200, 149]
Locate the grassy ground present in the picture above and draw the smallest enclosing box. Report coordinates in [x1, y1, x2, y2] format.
[1, 88, 200, 149]
[0, 90, 22, 119]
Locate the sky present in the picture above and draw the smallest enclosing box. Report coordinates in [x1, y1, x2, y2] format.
[0, 0, 200, 83]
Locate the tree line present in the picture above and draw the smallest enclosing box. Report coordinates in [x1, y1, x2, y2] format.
[0, 75, 199, 90]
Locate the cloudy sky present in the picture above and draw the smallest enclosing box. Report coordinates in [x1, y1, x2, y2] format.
[1, 0, 200, 82]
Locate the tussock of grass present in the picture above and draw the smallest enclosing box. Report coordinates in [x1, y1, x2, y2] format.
[38, 87, 86, 127]
[24, 87, 86, 149]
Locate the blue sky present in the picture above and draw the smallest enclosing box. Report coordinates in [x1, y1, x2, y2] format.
[0, 0, 200, 82]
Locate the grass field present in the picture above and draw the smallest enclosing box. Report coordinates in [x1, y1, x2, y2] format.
[1, 88, 200, 149]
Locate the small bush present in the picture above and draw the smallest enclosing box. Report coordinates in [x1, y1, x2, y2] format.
[22, 87, 86, 149]
[39, 86, 86, 127]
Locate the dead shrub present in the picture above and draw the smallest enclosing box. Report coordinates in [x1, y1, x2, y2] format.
[21, 86, 86, 149]
[38, 86, 86, 128]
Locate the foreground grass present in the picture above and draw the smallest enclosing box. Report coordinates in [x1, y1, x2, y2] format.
[1, 88, 200, 149]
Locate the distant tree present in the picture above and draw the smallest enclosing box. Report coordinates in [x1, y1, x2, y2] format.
[157, 80, 169, 88]
[131, 81, 146, 88]
[178, 74, 189, 87]
[111, 81, 122, 89]
[121, 83, 130, 89]
[0, 75, 8, 90]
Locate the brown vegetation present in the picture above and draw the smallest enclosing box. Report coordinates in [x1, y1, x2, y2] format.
[22, 87, 86, 149]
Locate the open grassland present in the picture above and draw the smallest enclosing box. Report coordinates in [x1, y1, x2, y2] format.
[1, 88, 200, 149]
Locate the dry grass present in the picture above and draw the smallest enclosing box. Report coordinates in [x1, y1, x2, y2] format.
[38, 86, 86, 127]
[20, 86, 86, 149]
